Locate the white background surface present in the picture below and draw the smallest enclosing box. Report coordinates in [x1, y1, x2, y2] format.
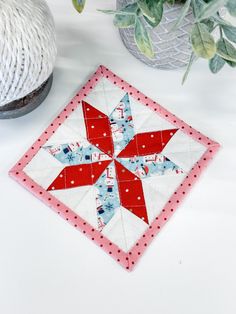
[0, 1, 236, 314]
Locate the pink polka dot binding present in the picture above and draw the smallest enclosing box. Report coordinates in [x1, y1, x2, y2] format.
[9, 65, 220, 271]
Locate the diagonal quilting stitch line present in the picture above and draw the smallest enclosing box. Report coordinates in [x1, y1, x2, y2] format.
[43, 142, 111, 167]
[82, 101, 115, 157]
[68, 184, 98, 224]
[116, 153, 184, 180]
[63, 119, 88, 141]
[114, 160, 149, 224]
[43, 122, 89, 148]
[64, 160, 114, 227]
[113, 174, 134, 254]
[47, 160, 113, 191]
[117, 129, 178, 158]
[109, 93, 135, 158]
[112, 164, 129, 253]
[119, 207, 130, 260]
[101, 75, 111, 117]
[23, 166, 66, 175]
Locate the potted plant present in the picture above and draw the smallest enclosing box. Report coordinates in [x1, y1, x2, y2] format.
[0, 0, 57, 119]
[73, 0, 236, 82]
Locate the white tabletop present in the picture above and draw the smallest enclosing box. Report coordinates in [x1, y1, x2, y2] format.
[0, 1, 236, 314]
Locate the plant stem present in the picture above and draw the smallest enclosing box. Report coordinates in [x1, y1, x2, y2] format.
[219, 25, 223, 38]
[191, 0, 197, 18]
[212, 23, 219, 32]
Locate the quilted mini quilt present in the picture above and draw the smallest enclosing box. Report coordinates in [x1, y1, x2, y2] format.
[10, 66, 220, 270]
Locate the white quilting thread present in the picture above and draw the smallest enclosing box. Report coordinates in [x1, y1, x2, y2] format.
[0, 0, 57, 107]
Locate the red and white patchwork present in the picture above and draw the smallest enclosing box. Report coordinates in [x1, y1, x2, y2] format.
[9, 66, 220, 271]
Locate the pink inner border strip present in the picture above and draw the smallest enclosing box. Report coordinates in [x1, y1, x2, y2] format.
[9, 65, 220, 271]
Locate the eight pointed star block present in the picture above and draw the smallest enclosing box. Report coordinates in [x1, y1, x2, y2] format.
[9, 66, 220, 271]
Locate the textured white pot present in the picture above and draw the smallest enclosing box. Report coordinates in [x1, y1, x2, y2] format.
[117, 0, 194, 70]
[0, 0, 57, 118]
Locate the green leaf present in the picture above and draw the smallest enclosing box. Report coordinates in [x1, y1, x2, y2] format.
[191, 23, 216, 59]
[222, 25, 236, 44]
[72, 0, 86, 13]
[217, 38, 236, 62]
[209, 54, 225, 73]
[148, 0, 164, 28]
[134, 17, 155, 58]
[171, 0, 191, 31]
[213, 15, 231, 27]
[98, 9, 120, 14]
[166, 0, 175, 5]
[192, 0, 206, 17]
[137, 0, 156, 24]
[182, 53, 195, 85]
[114, 13, 136, 28]
[121, 3, 139, 14]
[197, 0, 229, 21]
[226, 0, 236, 17]
[225, 59, 236, 67]
[202, 19, 215, 32]
[99, 3, 138, 16]
[138, 0, 164, 28]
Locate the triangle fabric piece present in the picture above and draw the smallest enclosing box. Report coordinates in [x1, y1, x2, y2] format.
[73, 186, 98, 229]
[101, 207, 128, 252]
[50, 185, 91, 211]
[129, 95, 174, 134]
[45, 123, 86, 146]
[162, 130, 207, 172]
[23, 149, 65, 189]
[84, 77, 126, 116]
[24, 148, 63, 172]
[142, 173, 186, 222]
[137, 112, 176, 134]
[101, 206, 148, 252]
[63, 105, 87, 139]
[120, 206, 149, 251]
[24, 168, 65, 190]
[115, 160, 149, 224]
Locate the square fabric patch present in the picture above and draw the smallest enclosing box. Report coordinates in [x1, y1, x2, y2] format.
[10, 66, 220, 271]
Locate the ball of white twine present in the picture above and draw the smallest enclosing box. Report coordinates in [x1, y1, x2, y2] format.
[0, 0, 57, 107]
